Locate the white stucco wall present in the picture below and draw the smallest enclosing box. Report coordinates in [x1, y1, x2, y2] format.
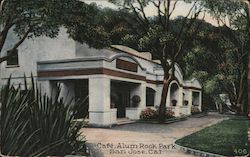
[184, 78, 202, 89]
[76, 43, 115, 58]
[0, 28, 76, 81]
[59, 80, 76, 104]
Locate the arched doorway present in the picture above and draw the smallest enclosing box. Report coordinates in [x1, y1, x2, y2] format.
[169, 82, 180, 106]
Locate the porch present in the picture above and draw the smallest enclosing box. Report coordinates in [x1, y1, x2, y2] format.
[36, 54, 202, 127]
[88, 77, 146, 127]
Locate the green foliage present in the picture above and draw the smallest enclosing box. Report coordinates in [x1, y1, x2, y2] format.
[0, 77, 38, 156]
[108, 0, 203, 60]
[204, 78, 220, 95]
[179, 6, 249, 112]
[0, 76, 88, 156]
[64, 3, 111, 49]
[180, 39, 223, 108]
[176, 119, 249, 156]
[1, 0, 118, 41]
[182, 44, 218, 76]
[1, 0, 122, 55]
[200, 0, 248, 29]
[200, 0, 244, 14]
[109, 0, 150, 8]
[138, 25, 175, 52]
[1, 0, 67, 39]
[190, 71, 221, 97]
[64, 3, 142, 49]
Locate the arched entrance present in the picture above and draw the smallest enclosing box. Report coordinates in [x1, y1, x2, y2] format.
[169, 82, 180, 106]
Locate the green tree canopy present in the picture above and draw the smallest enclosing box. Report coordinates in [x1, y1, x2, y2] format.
[179, 0, 250, 114]
[0, 0, 115, 62]
[198, 0, 250, 115]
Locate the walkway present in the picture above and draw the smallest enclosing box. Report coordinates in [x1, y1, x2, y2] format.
[80, 114, 225, 157]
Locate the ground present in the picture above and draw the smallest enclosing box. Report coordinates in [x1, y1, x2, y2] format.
[80, 114, 225, 157]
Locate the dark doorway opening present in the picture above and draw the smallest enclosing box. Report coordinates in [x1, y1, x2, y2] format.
[146, 87, 155, 107]
[74, 79, 89, 119]
[111, 81, 131, 118]
[192, 91, 200, 106]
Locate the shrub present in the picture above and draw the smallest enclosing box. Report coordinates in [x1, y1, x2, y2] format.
[140, 108, 156, 120]
[165, 110, 175, 119]
[191, 106, 201, 115]
[0, 76, 88, 156]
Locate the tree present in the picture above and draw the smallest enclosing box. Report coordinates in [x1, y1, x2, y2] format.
[65, 5, 142, 49]
[199, 0, 250, 115]
[109, 0, 205, 122]
[180, 25, 239, 112]
[179, 40, 222, 111]
[0, 0, 58, 62]
[0, 0, 111, 63]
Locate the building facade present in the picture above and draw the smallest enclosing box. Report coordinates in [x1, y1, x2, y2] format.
[1, 28, 202, 127]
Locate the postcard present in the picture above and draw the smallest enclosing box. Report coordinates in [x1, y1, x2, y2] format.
[0, 0, 249, 157]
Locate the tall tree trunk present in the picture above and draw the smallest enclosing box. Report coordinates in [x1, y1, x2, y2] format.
[248, 1, 250, 116]
[158, 72, 173, 123]
[246, 0, 250, 116]
[0, 29, 9, 52]
[236, 55, 249, 115]
[242, 54, 249, 115]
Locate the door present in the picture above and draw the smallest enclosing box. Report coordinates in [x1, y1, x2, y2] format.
[111, 82, 130, 118]
[117, 89, 130, 118]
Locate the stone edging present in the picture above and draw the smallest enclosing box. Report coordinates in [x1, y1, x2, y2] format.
[174, 142, 226, 157]
[189, 112, 208, 118]
[137, 116, 188, 124]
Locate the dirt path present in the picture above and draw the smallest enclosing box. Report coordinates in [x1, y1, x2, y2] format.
[80, 114, 225, 157]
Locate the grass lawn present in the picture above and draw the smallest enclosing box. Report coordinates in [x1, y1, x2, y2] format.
[176, 118, 249, 156]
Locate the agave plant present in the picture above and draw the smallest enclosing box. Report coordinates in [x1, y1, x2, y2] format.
[0, 75, 88, 156]
[0, 77, 39, 156]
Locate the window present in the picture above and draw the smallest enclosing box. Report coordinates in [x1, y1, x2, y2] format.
[7, 49, 19, 66]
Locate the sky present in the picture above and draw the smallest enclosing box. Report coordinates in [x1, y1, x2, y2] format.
[82, 0, 218, 26]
